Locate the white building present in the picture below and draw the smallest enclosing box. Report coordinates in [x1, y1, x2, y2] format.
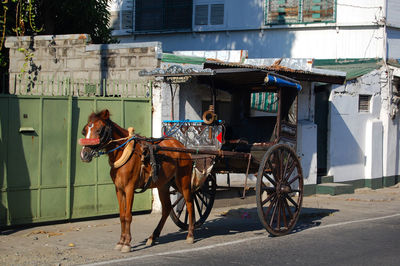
[110, 0, 400, 59]
[110, 0, 400, 193]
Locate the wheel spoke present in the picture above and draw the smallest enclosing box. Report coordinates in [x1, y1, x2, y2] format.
[264, 194, 277, 216]
[288, 175, 300, 185]
[271, 152, 281, 181]
[282, 197, 293, 219]
[194, 195, 203, 215]
[261, 180, 276, 192]
[195, 191, 208, 206]
[283, 159, 296, 182]
[176, 203, 185, 218]
[171, 194, 184, 208]
[285, 194, 299, 210]
[282, 151, 290, 181]
[264, 174, 277, 187]
[277, 199, 281, 230]
[261, 192, 275, 206]
[269, 197, 279, 227]
[281, 199, 288, 228]
[261, 186, 276, 193]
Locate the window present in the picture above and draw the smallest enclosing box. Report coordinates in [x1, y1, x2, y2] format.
[194, 1, 225, 28]
[135, 0, 193, 32]
[358, 95, 371, 113]
[109, 0, 134, 35]
[265, 0, 335, 25]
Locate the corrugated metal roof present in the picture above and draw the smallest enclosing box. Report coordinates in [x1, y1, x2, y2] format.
[200, 68, 301, 91]
[204, 60, 346, 84]
[158, 53, 347, 84]
[313, 58, 383, 80]
[161, 53, 206, 65]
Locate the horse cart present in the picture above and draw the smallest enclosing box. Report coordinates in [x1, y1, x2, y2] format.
[145, 67, 304, 236]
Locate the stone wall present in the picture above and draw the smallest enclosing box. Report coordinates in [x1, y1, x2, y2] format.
[5, 34, 161, 96]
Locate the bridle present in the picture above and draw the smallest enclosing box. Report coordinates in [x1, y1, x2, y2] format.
[83, 119, 114, 157]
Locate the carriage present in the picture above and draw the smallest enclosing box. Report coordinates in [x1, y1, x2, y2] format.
[79, 66, 305, 251]
[149, 67, 304, 236]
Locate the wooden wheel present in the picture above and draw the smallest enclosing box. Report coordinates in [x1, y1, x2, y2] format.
[169, 174, 216, 230]
[256, 144, 303, 236]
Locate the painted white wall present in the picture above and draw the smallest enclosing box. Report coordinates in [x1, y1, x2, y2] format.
[110, 0, 386, 32]
[365, 119, 383, 180]
[297, 120, 317, 185]
[327, 70, 382, 182]
[298, 82, 314, 121]
[379, 67, 400, 178]
[387, 0, 400, 28]
[151, 81, 163, 213]
[122, 26, 385, 59]
[387, 28, 400, 59]
[336, 0, 384, 25]
[114, 0, 388, 59]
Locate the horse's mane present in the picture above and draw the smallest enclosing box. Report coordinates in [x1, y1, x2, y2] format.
[110, 120, 129, 137]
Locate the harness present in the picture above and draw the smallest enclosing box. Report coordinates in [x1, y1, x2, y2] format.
[94, 127, 167, 192]
[85, 119, 188, 193]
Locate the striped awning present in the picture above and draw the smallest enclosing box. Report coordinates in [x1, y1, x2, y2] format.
[251, 92, 278, 113]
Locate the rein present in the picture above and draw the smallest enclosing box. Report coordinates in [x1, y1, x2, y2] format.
[98, 135, 136, 156]
[95, 119, 188, 157]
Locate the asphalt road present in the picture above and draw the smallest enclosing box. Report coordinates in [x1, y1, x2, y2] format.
[87, 213, 400, 266]
[1, 185, 399, 266]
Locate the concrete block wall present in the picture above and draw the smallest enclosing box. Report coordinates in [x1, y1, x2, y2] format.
[5, 34, 161, 95]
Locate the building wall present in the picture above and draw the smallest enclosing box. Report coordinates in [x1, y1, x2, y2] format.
[379, 68, 400, 180]
[387, 0, 400, 28]
[123, 26, 384, 59]
[114, 0, 387, 59]
[327, 70, 382, 182]
[387, 28, 400, 59]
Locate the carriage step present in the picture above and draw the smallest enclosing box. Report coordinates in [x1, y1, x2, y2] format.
[316, 183, 354, 196]
[317, 175, 334, 184]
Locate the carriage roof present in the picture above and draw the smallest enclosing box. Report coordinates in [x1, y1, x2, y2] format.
[140, 66, 302, 93]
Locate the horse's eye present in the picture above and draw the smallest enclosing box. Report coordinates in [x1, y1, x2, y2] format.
[82, 127, 86, 136]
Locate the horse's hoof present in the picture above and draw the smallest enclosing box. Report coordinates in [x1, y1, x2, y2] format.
[186, 237, 194, 244]
[114, 244, 123, 250]
[121, 245, 131, 253]
[146, 238, 154, 246]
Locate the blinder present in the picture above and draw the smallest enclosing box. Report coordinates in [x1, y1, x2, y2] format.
[79, 120, 113, 156]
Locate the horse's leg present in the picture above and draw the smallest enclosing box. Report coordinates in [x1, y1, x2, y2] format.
[114, 188, 126, 250]
[146, 185, 172, 246]
[181, 180, 195, 244]
[120, 185, 134, 253]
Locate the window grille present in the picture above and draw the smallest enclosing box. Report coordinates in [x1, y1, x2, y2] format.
[195, 5, 208, 25]
[210, 4, 224, 25]
[358, 95, 371, 112]
[194, 1, 225, 27]
[135, 0, 192, 32]
[265, 0, 335, 25]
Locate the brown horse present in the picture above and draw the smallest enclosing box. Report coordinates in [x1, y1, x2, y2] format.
[79, 110, 194, 253]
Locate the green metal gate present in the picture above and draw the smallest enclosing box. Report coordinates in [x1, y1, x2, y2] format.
[0, 93, 152, 226]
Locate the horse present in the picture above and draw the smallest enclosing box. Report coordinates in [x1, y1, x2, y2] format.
[79, 109, 194, 253]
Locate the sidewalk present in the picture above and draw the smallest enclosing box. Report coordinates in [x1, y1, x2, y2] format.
[0, 184, 399, 266]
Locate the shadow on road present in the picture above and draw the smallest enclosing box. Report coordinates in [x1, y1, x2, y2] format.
[130, 206, 338, 250]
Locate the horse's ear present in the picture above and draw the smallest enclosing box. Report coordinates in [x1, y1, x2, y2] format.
[88, 112, 96, 122]
[99, 109, 110, 120]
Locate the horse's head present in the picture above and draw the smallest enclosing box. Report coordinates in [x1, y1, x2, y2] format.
[79, 109, 112, 162]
